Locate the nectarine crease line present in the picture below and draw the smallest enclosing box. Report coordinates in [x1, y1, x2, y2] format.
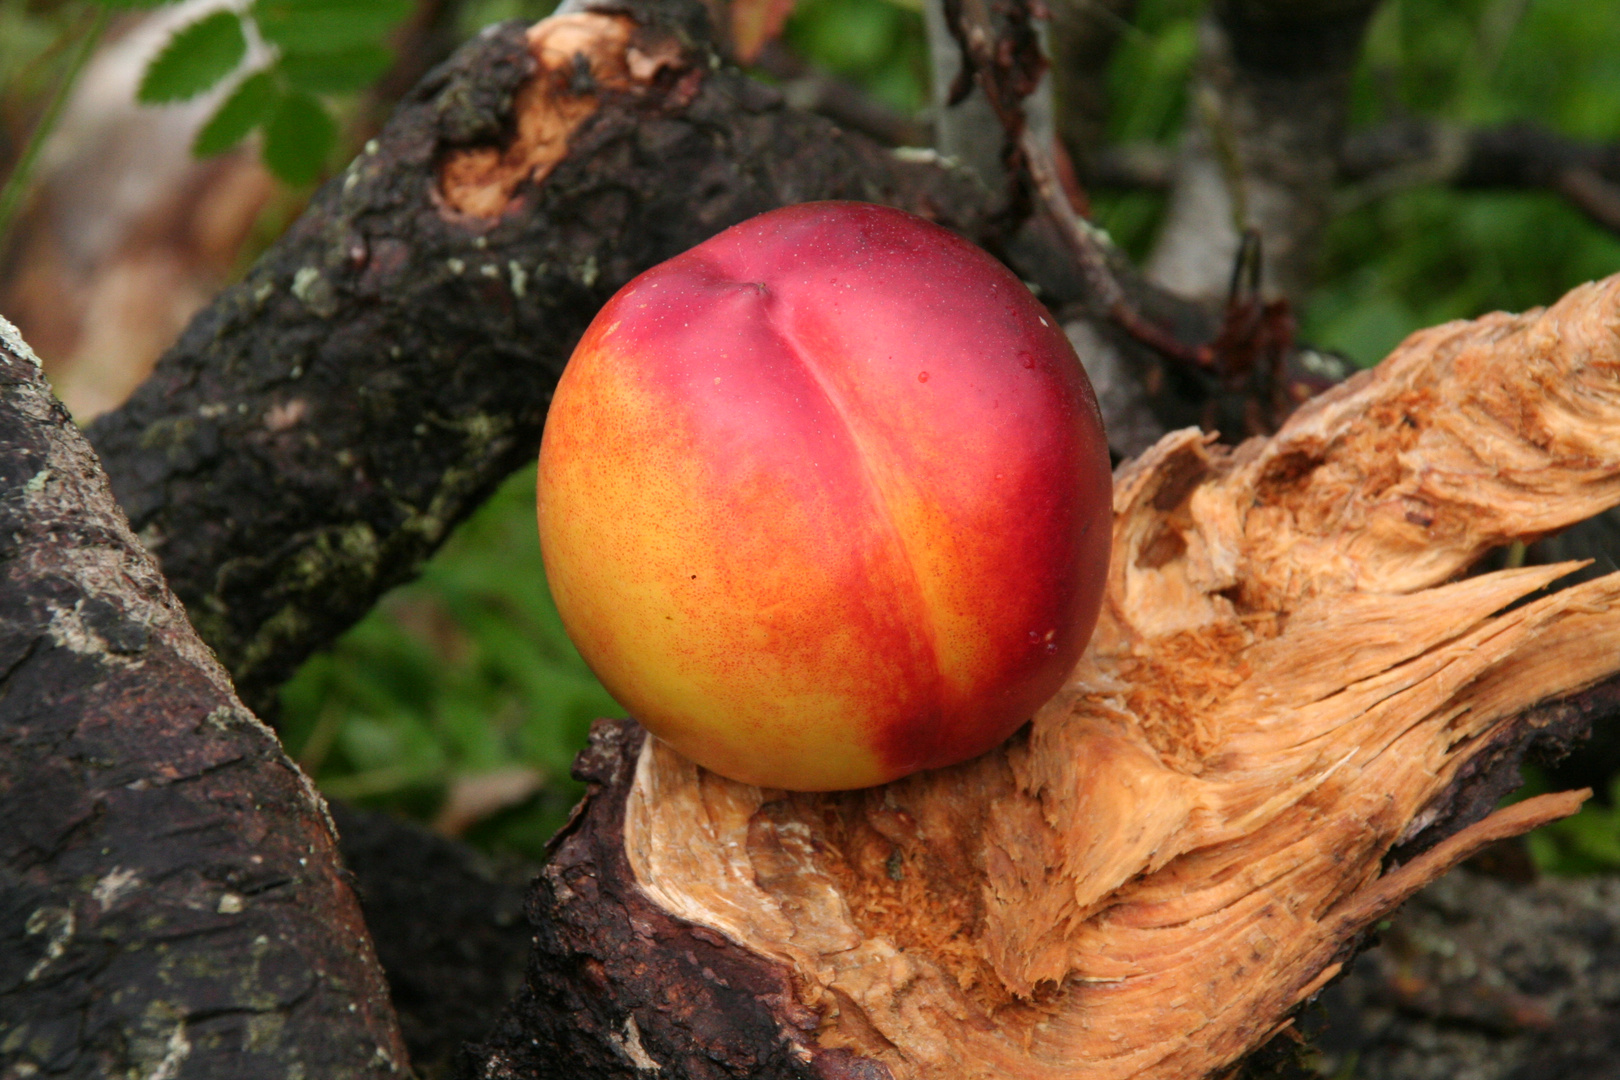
[750, 279, 950, 761]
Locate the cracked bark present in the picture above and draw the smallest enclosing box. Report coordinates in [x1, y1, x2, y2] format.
[0, 319, 407, 1080]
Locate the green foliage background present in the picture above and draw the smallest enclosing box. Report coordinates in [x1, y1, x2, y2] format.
[5, 0, 1620, 867]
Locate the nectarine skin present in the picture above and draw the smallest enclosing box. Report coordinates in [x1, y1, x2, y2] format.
[538, 202, 1111, 790]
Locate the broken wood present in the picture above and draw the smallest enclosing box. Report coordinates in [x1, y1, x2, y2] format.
[472, 274, 1620, 1079]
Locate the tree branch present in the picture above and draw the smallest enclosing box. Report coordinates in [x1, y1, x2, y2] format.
[1093, 120, 1620, 238]
[13, 6, 1620, 1079]
[751, 41, 931, 149]
[1147, 0, 1381, 304]
[1339, 120, 1620, 234]
[0, 317, 408, 1079]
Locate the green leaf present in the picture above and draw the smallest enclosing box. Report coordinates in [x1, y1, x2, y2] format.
[137, 9, 248, 103]
[250, 0, 413, 54]
[261, 90, 335, 185]
[276, 43, 395, 94]
[192, 70, 278, 156]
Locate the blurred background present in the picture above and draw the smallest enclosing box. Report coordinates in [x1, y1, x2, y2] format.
[2, 0, 1619, 868]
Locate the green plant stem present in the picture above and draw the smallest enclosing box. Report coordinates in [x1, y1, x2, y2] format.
[0, 3, 111, 253]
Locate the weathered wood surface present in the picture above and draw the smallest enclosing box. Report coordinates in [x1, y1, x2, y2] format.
[471, 275, 1620, 1080]
[0, 319, 408, 1079]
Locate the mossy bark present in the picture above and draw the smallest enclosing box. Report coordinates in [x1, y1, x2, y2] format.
[21, 3, 1620, 1078]
[0, 320, 408, 1079]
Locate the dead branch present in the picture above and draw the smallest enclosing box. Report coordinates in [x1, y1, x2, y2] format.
[1339, 120, 1620, 235]
[752, 42, 930, 149]
[1024, 127, 1211, 367]
[1094, 121, 1620, 240]
[472, 272, 1620, 1080]
[0, 318, 408, 1079]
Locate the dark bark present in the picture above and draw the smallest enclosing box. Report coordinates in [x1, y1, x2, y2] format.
[0, 320, 407, 1079]
[469, 720, 869, 1080]
[1304, 868, 1620, 1080]
[1391, 677, 1620, 868]
[332, 805, 535, 1080]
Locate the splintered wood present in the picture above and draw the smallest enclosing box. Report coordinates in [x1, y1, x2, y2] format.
[624, 275, 1620, 1079]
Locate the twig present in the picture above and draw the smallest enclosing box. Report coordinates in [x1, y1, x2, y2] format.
[944, 0, 1219, 368]
[1552, 168, 1620, 234]
[1338, 121, 1620, 236]
[942, 0, 1045, 194]
[1021, 125, 1212, 366]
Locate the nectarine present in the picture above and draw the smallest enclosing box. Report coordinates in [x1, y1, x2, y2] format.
[538, 202, 1110, 790]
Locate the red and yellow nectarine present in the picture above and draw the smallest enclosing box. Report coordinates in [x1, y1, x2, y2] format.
[538, 202, 1111, 790]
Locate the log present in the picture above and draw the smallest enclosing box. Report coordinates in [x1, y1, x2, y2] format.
[0, 319, 408, 1078]
[470, 275, 1620, 1079]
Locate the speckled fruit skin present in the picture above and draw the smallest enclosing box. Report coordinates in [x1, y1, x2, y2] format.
[537, 202, 1112, 791]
